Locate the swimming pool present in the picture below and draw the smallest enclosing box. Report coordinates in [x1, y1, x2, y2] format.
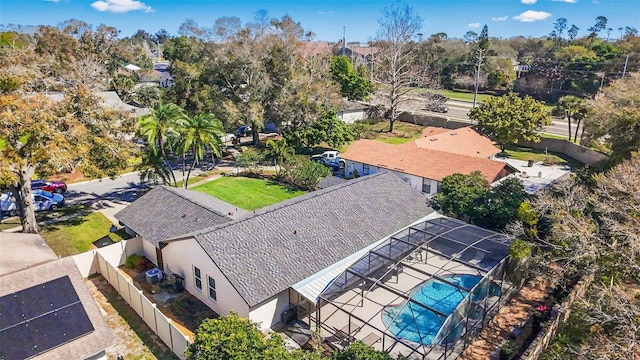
[381, 274, 499, 345]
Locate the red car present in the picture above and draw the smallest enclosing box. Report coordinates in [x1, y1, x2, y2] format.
[31, 179, 67, 193]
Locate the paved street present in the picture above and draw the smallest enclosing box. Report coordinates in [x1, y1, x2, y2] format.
[416, 99, 580, 139]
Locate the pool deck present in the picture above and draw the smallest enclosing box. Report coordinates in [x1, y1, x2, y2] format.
[317, 251, 497, 359]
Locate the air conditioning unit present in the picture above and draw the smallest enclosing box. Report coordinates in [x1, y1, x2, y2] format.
[145, 268, 163, 285]
[280, 309, 296, 325]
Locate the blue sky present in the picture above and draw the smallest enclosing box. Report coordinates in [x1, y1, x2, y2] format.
[2, 0, 638, 41]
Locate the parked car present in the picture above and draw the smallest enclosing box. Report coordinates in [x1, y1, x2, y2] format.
[423, 103, 449, 113]
[32, 190, 65, 211]
[0, 190, 65, 218]
[311, 151, 346, 169]
[235, 125, 252, 137]
[31, 179, 67, 193]
[220, 133, 237, 143]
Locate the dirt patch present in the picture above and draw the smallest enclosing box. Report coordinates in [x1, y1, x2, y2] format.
[87, 275, 178, 360]
[119, 265, 218, 341]
[459, 277, 552, 360]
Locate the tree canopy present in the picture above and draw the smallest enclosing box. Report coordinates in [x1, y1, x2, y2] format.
[0, 88, 134, 233]
[583, 72, 640, 165]
[469, 92, 551, 150]
[433, 171, 488, 220]
[330, 55, 375, 101]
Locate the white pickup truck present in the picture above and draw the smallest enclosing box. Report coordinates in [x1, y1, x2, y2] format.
[310, 151, 346, 168]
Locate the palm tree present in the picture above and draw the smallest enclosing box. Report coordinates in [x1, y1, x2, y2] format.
[136, 147, 173, 186]
[555, 96, 587, 143]
[265, 138, 294, 177]
[138, 103, 186, 186]
[181, 113, 225, 188]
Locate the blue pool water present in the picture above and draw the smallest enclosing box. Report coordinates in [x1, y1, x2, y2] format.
[381, 274, 499, 345]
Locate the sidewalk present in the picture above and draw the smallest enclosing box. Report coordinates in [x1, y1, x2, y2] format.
[1, 200, 128, 233]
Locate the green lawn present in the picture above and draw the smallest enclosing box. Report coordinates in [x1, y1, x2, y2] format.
[354, 119, 424, 144]
[501, 145, 582, 168]
[40, 212, 129, 257]
[433, 89, 496, 103]
[191, 177, 306, 211]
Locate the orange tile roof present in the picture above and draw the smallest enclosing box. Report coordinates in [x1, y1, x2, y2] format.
[414, 126, 500, 158]
[341, 139, 510, 182]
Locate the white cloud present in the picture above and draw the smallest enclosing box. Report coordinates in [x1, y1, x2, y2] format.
[318, 11, 334, 15]
[521, 0, 537, 4]
[491, 16, 509, 21]
[513, 10, 552, 22]
[91, 0, 153, 13]
[552, 0, 578, 2]
[468, 22, 482, 28]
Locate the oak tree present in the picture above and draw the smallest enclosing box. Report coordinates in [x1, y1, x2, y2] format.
[469, 92, 551, 151]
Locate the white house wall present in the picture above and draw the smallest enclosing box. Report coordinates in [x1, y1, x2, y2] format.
[249, 290, 290, 330]
[142, 238, 158, 266]
[162, 238, 250, 318]
[338, 110, 366, 124]
[344, 160, 439, 196]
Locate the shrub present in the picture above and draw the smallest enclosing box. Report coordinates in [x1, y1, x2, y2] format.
[125, 254, 146, 270]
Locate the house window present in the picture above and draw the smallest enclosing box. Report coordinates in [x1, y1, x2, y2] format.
[194, 266, 202, 291]
[208, 276, 217, 302]
[422, 179, 431, 193]
[437, 181, 442, 193]
[363, 164, 370, 175]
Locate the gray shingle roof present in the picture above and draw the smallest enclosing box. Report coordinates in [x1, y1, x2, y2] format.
[190, 172, 433, 307]
[115, 186, 246, 246]
[317, 175, 348, 189]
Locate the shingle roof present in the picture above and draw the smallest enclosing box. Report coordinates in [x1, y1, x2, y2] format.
[317, 175, 348, 189]
[187, 172, 433, 307]
[0, 233, 58, 275]
[115, 186, 245, 246]
[341, 139, 510, 182]
[0, 258, 114, 360]
[414, 126, 501, 158]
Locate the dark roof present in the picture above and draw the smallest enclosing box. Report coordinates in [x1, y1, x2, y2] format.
[115, 186, 246, 246]
[187, 172, 433, 307]
[317, 175, 348, 189]
[0, 258, 114, 360]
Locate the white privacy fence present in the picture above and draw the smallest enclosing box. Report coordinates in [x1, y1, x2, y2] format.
[72, 238, 191, 360]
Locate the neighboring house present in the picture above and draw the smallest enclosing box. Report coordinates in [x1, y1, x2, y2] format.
[338, 100, 370, 124]
[115, 186, 247, 269]
[301, 41, 332, 58]
[116, 172, 434, 330]
[0, 234, 114, 360]
[414, 126, 502, 159]
[334, 42, 378, 66]
[44, 91, 149, 117]
[340, 127, 516, 196]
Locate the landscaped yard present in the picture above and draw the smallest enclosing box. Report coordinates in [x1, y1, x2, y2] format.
[354, 119, 424, 144]
[433, 89, 496, 103]
[501, 145, 582, 168]
[191, 177, 306, 211]
[40, 212, 130, 257]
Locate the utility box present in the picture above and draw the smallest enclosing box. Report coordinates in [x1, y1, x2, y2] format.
[281, 309, 296, 325]
[145, 268, 163, 285]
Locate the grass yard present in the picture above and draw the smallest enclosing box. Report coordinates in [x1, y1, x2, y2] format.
[191, 177, 306, 211]
[433, 89, 496, 103]
[40, 212, 129, 257]
[355, 119, 424, 145]
[502, 145, 582, 168]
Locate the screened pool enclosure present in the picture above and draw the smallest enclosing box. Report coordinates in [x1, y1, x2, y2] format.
[289, 216, 516, 359]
